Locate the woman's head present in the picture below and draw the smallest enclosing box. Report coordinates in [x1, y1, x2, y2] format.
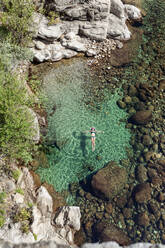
[91, 127, 95, 131]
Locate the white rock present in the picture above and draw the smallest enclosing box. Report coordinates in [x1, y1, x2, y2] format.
[64, 40, 87, 52]
[36, 186, 53, 218]
[0, 218, 35, 243]
[51, 51, 64, 61]
[38, 23, 65, 41]
[107, 14, 131, 40]
[63, 49, 78, 59]
[80, 21, 108, 41]
[110, 0, 126, 19]
[12, 193, 24, 204]
[125, 4, 142, 20]
[54, 206, 81, 231]
[65, 32, 76, 40]
[4, 180, 16, 193]
[33, 50, 46, 63]
[86, 49, 97, 57]
[27, 108, 40, 143]
[35, 40, 46, 50]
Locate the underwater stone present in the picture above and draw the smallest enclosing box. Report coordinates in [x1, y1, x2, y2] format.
[134, 183, 152, 203]
[129, 110, 152, 125]
[91, 161, 127, 200]
[94, 222, 131, 245]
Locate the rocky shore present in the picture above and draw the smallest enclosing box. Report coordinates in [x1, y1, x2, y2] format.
[31, 0, 142, 62]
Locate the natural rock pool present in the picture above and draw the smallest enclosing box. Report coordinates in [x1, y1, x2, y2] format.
[37, 58, 131, 192]
[34, 0, 165, 244]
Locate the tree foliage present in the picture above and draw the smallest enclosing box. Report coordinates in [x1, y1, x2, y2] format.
[0, 0, 35, 45]
[0, 63, 36, 163]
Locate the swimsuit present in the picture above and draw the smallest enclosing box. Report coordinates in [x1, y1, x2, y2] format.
[91, 131, 96, 138]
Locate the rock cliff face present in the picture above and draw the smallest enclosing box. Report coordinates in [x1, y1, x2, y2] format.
[0, 161, 81, 245]
[31, 0, 142, 62]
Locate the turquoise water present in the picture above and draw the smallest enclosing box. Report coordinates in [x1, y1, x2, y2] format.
[37, 59, 131, 192]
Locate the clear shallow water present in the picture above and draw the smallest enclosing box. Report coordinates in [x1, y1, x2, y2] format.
[37, 59, 131, 192]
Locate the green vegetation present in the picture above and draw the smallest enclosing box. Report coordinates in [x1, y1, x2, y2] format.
[28, 75, 42, 95]
[20, 221, 30, 234]
[14, 207, 31, 222]
[0, 195, 6, 227]
[14, 207, 32, 234]
[15, 188, 24, 195]
[47, 11, 60, 25]
[12, 169, 21, 181]
[0, 66, 37, 163]
[0, 192, 7, 203]
[0, 0, 35, 45]
[0, 214, 5, 227]
[27, 202, 33, 208]
[33, 232, 37, 241]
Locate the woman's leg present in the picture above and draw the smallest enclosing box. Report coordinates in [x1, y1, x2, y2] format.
[91, 137, 95, 151]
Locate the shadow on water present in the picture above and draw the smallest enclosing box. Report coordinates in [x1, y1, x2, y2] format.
[73, 131, 90, 157]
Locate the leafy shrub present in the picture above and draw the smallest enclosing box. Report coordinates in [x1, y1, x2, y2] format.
[0, 0, 35, 45]
[47, 11, 60, 25]
[12, 169, 21, 181]
[20, 220, 30, 233]
[0, 65, 37, 163]
[0, 215, 5, 227]
[0, 40, 33, 69]
[15, 188, 24, 195]
[0, 192, 6, 203]
[14, 207, 31, 222]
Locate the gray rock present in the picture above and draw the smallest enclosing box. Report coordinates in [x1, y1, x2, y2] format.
[86, 49, 97, 56]
[54, 206, 81, 231]
[80, 21, 108, 41]
[63, 39, 87, 52]
[63, 49, 78, 58]
[36, 186, 53, 218]
[4, 180, 16, 193]
[110, 0, 125, 19]
[107, 14, 131, 40]
[27, 108, 40, 143]
[34, 40, 46, 50]
[125, 4, 142, 20]
[38, 23, 65, 41]
[33, 50, 46, 62]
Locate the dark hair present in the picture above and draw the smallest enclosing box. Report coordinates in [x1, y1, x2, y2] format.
[91, 127, 95, 130]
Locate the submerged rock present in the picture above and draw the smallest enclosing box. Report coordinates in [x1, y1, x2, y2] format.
[91, 161, 127, 200]
[94, 222, 131, 245]
[129, 110, 152, 125]
[134, 183, 152, 203]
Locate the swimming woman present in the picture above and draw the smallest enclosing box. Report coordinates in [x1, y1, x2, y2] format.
[84, 127, 104, 151]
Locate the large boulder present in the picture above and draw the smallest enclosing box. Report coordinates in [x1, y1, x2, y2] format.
[134, 183, 152, 203]
[94, 222, 131, 245]
[129, 110, 152, 125]
[79, 21, 108, 41]
[91, 161, 128, 200]
[107, 14, 131, 40]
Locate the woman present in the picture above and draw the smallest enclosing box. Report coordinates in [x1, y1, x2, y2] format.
[84, 127, 104, 152]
